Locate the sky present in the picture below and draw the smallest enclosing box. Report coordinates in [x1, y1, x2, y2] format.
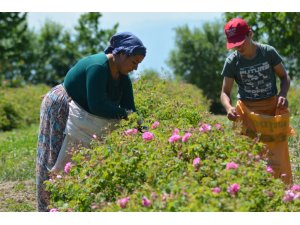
[27, 12, 223, 76]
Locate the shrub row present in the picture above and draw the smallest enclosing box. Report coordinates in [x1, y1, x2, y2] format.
[0, 85, 49, 131]
[46, 74, 300, 212]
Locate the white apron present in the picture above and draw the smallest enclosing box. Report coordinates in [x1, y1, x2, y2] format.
[51, 100, 118, 172]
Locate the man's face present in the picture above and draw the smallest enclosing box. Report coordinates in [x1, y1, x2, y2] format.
[234, 36, 251, 55]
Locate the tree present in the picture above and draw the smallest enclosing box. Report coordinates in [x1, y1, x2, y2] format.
[32, 20, 79, 85]
[225, 12, 300, 80]
[33, 12, 119, 85]
[30, 12, 118, 85]
[0, 12, 119, 86]
[168, 22, 227, 113]
[74, 12, 119, 57]
[0, 13, 29, 86]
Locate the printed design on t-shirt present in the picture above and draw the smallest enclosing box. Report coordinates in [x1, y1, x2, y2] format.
[239, 61, 273, 98]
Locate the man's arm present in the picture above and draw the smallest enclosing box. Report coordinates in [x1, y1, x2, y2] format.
[220, 76, 240, 121]
[274, 62, 290, 109]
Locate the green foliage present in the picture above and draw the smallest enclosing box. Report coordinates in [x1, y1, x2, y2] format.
[30, 20, 79, 85]
[74, 12, 119, 56]
[289, 87, 300, 184]
[224, 12, 300, 80]
[0, 84, 49, 131]
[288, 81, 300, 116]
[133, 72, 209, 123]
[0, 98, 21, 131]
[0, 12, 118, 86]
[0, 13, 30, 87]
[45, 75, 300, 212]
[168, 22, 227, 113]
[30, 13, 118, 86]
[289, 115, 300, 184]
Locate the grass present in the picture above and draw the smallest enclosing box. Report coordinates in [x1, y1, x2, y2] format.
[0, 180, 36, 212]
[0, 124, 38, 211]
[0, 123, 38, 182]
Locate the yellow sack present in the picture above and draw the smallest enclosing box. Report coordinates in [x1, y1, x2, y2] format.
[235, 97, 295, 184]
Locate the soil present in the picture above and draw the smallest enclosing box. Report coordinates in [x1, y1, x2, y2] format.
[0, 180, 36, 212]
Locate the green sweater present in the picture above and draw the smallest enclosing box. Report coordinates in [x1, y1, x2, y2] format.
[63, 52, 136, 119]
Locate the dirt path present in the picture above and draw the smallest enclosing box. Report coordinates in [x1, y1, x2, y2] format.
[0, 180, 36, 212]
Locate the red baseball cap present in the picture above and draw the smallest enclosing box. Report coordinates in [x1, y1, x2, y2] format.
[224, 18, 251, 49]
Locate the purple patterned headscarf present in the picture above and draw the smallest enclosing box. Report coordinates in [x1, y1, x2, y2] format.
[104, 32, 146, 56]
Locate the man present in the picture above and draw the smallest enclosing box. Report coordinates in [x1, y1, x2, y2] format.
[220, 17, 293, 184]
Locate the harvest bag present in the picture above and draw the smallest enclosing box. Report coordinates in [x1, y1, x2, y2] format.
[235, 97, 295, 184]
[51, 100, 118, 172]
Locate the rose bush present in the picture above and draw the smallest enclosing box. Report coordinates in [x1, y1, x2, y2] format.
[45, 73, 300, 212]
[0, 84, 49, 131]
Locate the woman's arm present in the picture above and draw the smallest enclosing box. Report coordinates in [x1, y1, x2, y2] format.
[119, 76, 136, 112]
[220, 76, 240, 121]
[273, 62, 290, 109]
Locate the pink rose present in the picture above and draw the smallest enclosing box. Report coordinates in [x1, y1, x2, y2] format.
[215, 124, 222, 130]
[182, 132, 192, 142]
[228, 183, 240, 195]
[151, 192, 158, 199]
[226, 162, 239, 170]
[125, 128, 138, 135]
[283, 190, 295, 202]
[142, 196, 151, 207]
[266, 166, 274, 174]
[142, 131, 154, 141]
[193, 157, 201, 170]
[151, 121, 160, 129]
[162, 193, 169, 202]
[117, 197, 130, 209]
[64, 162, 72, 174]
[291, 185, 300, 192]
[173, 128, 180, 135]
[49, 208, 58, 212]
[293, 193, 300, 200]
[169, 134, 181, 143]
[199, 124, 211, 133]
[212, 187, 221, 194]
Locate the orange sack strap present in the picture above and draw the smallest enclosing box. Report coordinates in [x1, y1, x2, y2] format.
[235, 96, 295, 184]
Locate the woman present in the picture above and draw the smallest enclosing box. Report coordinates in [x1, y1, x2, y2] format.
[36, 32, 146, 211]
[220, 18, 293, 184]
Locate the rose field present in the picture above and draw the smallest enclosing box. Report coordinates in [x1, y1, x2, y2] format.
[45, 74, 300, 212]
[0, 73, 300, 211]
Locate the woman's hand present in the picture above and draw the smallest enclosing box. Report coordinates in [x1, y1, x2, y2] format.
[227, 107, 240, 121]
[277, 96, 289, 109]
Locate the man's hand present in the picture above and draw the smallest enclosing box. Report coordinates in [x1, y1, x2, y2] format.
[277, 96, 288, 109]
[227, 107, 240, 121]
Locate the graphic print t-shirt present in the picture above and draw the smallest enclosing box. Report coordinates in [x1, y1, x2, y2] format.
[221, 43, 283, 100]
